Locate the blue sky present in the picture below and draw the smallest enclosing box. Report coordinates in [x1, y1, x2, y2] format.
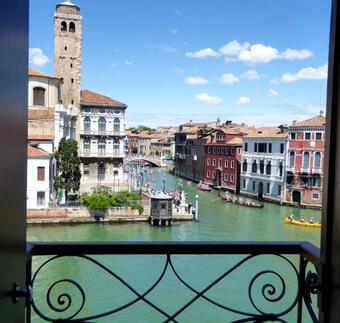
[29, 0, 331, 127]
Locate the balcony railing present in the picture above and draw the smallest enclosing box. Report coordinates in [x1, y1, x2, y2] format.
[80, 151, 124, 158]
[25, 241, 320, 322]
[80, 130, 125, 136]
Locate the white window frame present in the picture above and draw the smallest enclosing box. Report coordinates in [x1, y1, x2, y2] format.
[312, 192, 320, 200]
[231, 160, 234, 169]
[207, 171, 210, 178]
[230, 174, 234, 182]
[207, 158, 211, 166]
[212, 159, 216, 166]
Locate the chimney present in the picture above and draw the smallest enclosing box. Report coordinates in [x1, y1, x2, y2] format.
[320, 110, 324, 116]
[226, 120, 232, 125]
[292, 120, 297, 125]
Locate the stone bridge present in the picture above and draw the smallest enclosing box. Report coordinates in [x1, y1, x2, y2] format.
[124, 155, 164, 167]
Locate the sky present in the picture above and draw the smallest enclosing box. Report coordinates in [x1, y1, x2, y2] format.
[29, 0, 331, 127]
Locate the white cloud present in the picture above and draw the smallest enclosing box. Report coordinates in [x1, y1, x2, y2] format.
[185, 76, 209, 85]
[237, 96, 251, 105]
[219, 73, 239, 85]
[216, 40, 314, 65]
[219, 40, 250, 56]
[240, 69, 263, 80]
[29, 48, 49, 67]
[280, 49, 313, 60]
[174, 67, 185, 73]
[125, 60, 134, 65]
[280, 64, 328, 82]
[239, 44, 279, 64]
[112, 49, 120, 53]
[186, 48, 221, 58]
[268, 89, 278, 96]
[170, 29, 178, 35]
[193, 93, 223, 105]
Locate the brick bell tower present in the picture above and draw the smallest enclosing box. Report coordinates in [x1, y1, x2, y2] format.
[54, 1, 82, 141]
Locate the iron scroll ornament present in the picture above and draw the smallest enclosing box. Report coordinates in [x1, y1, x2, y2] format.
[28, 254, 317, 322]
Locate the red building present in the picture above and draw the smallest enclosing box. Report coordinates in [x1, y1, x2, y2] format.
[204, 128, 244, 193]
[284, 115, 326, 207]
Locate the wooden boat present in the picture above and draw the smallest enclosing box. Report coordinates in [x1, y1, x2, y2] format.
[284, 217, 321, 228]
[196, 181, 212, 192]
[219, 192, 263, 208]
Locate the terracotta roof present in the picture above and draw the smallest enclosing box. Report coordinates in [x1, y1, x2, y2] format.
[27, 145, 50, 157]
[81, 89, 127, 108]
[28, 108, 54, 120]
[226, 137, 243, 145]
[245, 127, 288, 138]
[29, 67, 59, 79]
[290, 115, 326, 128]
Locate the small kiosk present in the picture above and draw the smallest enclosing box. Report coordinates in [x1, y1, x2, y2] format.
[149, 192, 173, 226]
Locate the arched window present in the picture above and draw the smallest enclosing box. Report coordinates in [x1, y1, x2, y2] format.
[33, 87, 45, 106]
[278, 162, 283, 177]
[259, 160, 265, 174]
[113, 138, 120, 154]
[61, 21, 67, 32]
[114, 118, 120, 133]
[289, 151, 295, 167]
[84, 117, 91, 133]
[314, 152, 321, 168]
[266, 161, 272, 175]
[252, 160, 257, 173]
[69, 22, 75, 32]
[303, 152, 310, 168]
[83, 139, 90, 156]
[242, 159, 247, 172]
[98, 117, 106, 134]
[98, 164, 105, 181]
[98, 139, 106, 156]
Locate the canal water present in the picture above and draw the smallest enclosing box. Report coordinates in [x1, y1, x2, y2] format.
[28, 169, 321, 322]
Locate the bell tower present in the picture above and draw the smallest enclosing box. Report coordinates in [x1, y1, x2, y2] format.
[54, 1, 82, 140]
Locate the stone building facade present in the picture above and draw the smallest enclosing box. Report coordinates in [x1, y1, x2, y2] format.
[28, 67, 77, 153]
[54, 0, 82, 140]
[174, 123, 212, 182]
[79, 89, 127, 192]
[240, 127, 288, 203]
[284, 115, 325, 207]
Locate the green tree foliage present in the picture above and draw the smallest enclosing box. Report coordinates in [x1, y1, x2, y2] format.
[81, 189, 144, 214]
[54, 138, 82, 201]
[127, 125, 156, 132]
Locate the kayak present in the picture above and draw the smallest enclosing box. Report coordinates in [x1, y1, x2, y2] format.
[284, 217, 321, 228]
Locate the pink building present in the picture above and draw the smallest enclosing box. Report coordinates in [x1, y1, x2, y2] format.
[284, 115, 326, 207]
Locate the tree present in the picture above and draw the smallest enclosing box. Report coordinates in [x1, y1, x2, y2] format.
[127, 125, 156, 132]
[54, 138, 82, 201]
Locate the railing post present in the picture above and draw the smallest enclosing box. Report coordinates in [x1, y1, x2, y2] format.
[25, 257, 32, 323]
[297, 255, 305, 323]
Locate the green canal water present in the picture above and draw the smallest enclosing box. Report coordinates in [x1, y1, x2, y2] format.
[28, 169, 321, 322]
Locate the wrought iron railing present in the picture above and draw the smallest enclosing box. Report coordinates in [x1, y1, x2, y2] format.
[25, 241, 320, 322]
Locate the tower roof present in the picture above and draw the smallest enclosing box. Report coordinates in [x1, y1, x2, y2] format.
[59, 1, 77, 6]
[81, 89, 127, 109]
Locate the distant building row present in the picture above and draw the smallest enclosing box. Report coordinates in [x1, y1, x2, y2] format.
[174, 115, 326, 208]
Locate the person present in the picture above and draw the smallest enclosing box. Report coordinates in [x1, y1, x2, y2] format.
[310, 217, 316, 224]
[300, 216, 305, 223]
[288, 213, 294, 220]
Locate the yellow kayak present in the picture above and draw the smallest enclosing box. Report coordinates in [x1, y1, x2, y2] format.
[284, 217, 321, 228]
